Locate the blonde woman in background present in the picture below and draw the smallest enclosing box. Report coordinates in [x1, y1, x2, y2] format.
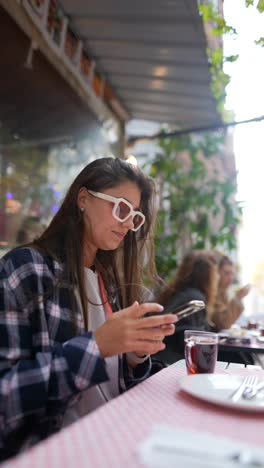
[211, 255, 250, 331]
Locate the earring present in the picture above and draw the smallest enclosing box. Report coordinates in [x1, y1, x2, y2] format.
[80, 207, 84, 213]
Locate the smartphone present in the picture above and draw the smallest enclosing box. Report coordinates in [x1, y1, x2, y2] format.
[145, 300, 205, 321]
[166, 300, 205, 321]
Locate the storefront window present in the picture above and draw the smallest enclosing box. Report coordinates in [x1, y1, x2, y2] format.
[0, 129, 116, 257]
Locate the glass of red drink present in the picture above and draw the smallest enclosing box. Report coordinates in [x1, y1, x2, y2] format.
[248, 319, 257, 330]
[184, 330, 218, 375]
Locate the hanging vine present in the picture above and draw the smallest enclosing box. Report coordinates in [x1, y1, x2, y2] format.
[199, 0, 264, 115]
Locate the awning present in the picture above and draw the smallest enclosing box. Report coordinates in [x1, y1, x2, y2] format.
[60, 0, 221, 129]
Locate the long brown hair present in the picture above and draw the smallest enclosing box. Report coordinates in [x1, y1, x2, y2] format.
[157, 250, 218, 316]
[32, 157, 157, 329]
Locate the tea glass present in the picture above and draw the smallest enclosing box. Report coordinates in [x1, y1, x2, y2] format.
[184, 330, 218, 375]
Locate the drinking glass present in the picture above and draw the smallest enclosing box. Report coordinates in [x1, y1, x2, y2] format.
[184, 330, 218, 375]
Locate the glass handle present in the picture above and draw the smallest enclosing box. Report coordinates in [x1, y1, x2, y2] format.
[185, 340, 195, 371]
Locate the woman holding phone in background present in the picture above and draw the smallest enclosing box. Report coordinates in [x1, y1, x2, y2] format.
[0, 157, 177, 460]
[154, 250, 218, 365]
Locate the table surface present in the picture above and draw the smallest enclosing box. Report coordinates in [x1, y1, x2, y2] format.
[173, 359, 261, 370]
[218, 335, 264, 354]
[3, 362, 264, 468]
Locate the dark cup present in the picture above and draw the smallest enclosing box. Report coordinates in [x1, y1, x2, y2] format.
[184, 330, 218, 375]
[248, 319, 257, 329]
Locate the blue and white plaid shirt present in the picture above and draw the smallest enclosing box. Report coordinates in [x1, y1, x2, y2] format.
[0, 247, 150, 460]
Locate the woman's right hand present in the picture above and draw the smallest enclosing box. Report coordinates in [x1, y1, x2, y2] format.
[235, 284, 250, 300]
[93, 302, 177, 358]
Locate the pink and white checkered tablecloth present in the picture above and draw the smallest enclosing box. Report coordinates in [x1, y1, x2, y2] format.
[3, 365, 264, 468]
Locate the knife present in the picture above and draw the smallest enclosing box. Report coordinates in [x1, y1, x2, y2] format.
[230, 377, 250, 402]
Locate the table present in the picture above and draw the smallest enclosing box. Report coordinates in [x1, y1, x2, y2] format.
[173, 359, 261, 370]
[2, 363, 264, 468]
[218, 333, 264, 368]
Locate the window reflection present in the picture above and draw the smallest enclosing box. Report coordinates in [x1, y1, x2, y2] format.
[0, 133, 115, 256]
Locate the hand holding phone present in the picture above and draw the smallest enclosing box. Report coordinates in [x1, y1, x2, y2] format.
[235, 284, 250, 300]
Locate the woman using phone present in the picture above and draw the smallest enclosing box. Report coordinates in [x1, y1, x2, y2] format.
[155, 250, 218, 365]
[0, 157, 177, 460]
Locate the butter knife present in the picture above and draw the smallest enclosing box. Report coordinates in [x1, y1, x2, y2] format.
[230, 376, 251, 402]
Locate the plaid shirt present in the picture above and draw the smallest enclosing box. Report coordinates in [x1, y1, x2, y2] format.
[0, 247, 150, 460]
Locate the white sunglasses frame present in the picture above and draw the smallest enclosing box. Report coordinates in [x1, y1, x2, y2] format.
[87, 190, 145, 232]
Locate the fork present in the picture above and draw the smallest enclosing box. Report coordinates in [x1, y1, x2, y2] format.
[242, 376, 259, 399]
[243, 379, 263, 400]
[153, 444, 264, 466]
[231, 376, 258, 402]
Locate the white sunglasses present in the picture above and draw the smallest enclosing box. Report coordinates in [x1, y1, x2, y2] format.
[88, 190, 145, 232]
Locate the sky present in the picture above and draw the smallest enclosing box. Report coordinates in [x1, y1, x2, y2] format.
[223, 1, 264, 311]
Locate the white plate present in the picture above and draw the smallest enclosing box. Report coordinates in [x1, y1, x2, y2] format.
[179, 374, 264, 412]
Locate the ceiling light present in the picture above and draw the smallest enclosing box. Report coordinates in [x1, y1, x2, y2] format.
[150, 80, 165, 90]
[153, 66, 168, 77]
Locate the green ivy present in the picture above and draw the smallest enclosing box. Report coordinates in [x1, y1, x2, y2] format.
[245, 0, 254, 7]
[198, 3, 237, 35]
[258, 0, 264, 13]
[246, 0, 264, 12]
[148, 132, 242, 279]
[199, 0, 263, 112]
[255, 37, 264, 46]
[246, 0, 264, 45]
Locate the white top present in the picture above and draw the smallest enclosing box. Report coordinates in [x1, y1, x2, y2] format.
[62, 268, 119, 427]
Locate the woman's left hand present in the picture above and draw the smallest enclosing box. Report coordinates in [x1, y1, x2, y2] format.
[93, 301, 177, 358]
[133, 321, 176, 358]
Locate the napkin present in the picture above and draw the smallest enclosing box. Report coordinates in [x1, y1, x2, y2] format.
[137, 425, 264, 467]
